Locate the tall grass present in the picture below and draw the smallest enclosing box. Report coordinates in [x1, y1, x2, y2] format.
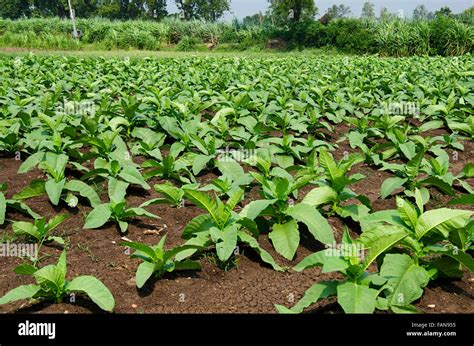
[374, 18, 472, 57]
[0, 16, 471, 56]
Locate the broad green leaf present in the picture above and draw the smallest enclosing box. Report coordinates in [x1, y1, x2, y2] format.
[13, 180, 46, 200]
[319, 149, 340, 181]
[33, 265, 65, 292]
[448, 194, 474, 205]
[0, 284, 41, 305]
[47, 213, 68, 232]
[175, 233, 211, 261]
[84, 203, 112, 229]
[406, 150, 425, 179]
[13, 221, 40, 240]
[287, 203, 335, 245]
[108, 178, 128, 204]
[415, 209, 473, 239]
[66, 275, 115, 312]
[0, 193, 5, 224]
[65, 180, 101, 208]
[240, 199, 276, 220]
[135, 262, 156, 289]
[427, 246, 474, 272]
[119, 166, 150, 190]
[18, 152, 45, 174]
[380, 177, 407, 199]
[419, 177, 455, 196]
[379, 254, 430, 308]
[269, 219, 300, 260]
[226, 189, 244, 211]
[238, 231, 283, 271]
[293, 249, 348, 273]
[14, 264, 37, 275]
[182, 214, 214, 238]
[192, 154, 212, 176]
[216, 224, 238, 262]
[301, 186, 338, 207]
[463, 163, 474, 178]
[45, 178, 66, 206]
[359, 210, 405, 232]
[174, 260, 201, 271]
[431, 257, 463, 278]
[121, 241, 156, 261]
[396, 197, 418, 230]
[337, 281, 379, 313]
[184, 189, 219, 222]
[7, 200, 40, 220]
[359, 226, 408, 269]
[276, 281, 337, 313]
[216, 159, 245, 180]
[124, 207, 159, 219]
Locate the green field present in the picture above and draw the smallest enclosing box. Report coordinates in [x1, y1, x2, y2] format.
[0, 52, 473, 314]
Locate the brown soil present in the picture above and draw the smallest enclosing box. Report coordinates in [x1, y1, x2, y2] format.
[0, 127, 473, 314]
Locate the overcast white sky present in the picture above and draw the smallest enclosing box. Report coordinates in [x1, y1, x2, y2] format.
[166, 0, 473, 20]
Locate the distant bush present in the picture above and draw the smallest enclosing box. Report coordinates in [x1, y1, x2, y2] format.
[0, 16, 471, 56]
[176, 35, 198, 51]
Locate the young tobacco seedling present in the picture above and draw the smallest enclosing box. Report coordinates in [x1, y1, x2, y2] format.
[12, 214, 68, 265]
[189, 133, 225, 175]
[130, 127, 166, 160]
[358, 192, 474, 311]
[0, 252, 115, 312]
[0, 183, 39, 225]
[276, 229, 386, 314]
[256, 135, 328, 169]
[140, 183, 186, 208]
[84, 178, 158, 233]
[78, 132, 150, 190]
[380, 148, 457, 199]
[198, 159, 253, 198]
[177, 188, 282, 270]
[301, 149, 371, 221]
[421, 150, 472, 194]
[247, 167, 335, 261]
[141, 142, 194, 184]
[122, 234, 201, 288]
[15, 152, 102, 207]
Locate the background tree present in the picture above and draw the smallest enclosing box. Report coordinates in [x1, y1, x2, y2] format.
[96, 0, 121, 19]
[175, 0, 198, 20]
[412, 4, 429, 20]
[361, 1, 375, 19]
[243, 12, 265, 26]
[0, 0, 31, 19]
[379, 7, 396, 21]
[326, 4, 351, 19]
[144, 0, 168, 19]
[195, 0, 230, 22]
[435, 6, 453, 18]
[268, 0, 318, 23]
[458, 6, 473, 25]
[175, 0, 229, 21]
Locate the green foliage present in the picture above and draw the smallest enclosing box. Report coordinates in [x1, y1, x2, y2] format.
[0, 15, 471, 56]
[269, 0, 318, 23]
[0, 183, 39, 225]
[122, 235, 201, 288]
[84, 178, 158, 233]
[0, 51, 472, 315]
[0, 252, 115, 312]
